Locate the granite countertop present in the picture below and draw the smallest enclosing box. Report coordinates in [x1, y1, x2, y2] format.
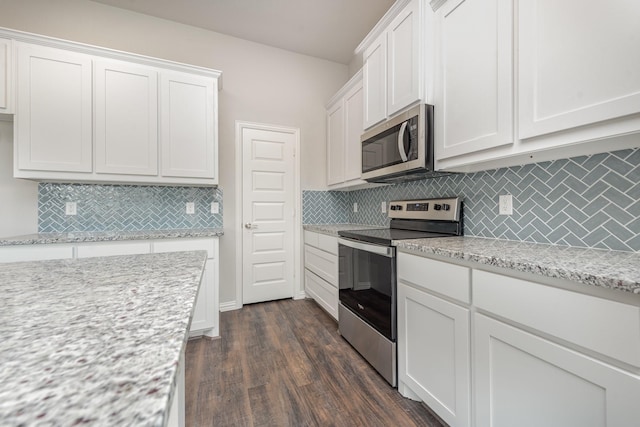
[303, 223, 382, 237]
[395, 236, 640, 295]
[0, 251, 207, 426]
[0, 228, 224, 246]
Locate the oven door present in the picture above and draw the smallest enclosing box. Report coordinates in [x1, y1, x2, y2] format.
[338, 237, 396, 341]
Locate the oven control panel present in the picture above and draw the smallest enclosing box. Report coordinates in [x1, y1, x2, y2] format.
[388, 197, 461, 221]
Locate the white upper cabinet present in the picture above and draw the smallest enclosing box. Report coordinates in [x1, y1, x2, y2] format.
[326, 97, 345, 186]
[387, 0, 421, 116]
[326, 70, 366, 189]
[360, 0, 427, 130]
[94, 60, 158, 176]
[518, 0, 640, 140]
[363, 33, 388, 129]
[0, 38, 12, 114]
[8, 28, 221, 186]
[15, 42, 92, 173]
[344, 79, 364, 182]
[160, 72, 217, 180]
[435, 0, 513, 160]
[434, 0, 640, 172]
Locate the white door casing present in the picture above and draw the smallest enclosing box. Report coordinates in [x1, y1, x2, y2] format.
[236, 122, 300, 306]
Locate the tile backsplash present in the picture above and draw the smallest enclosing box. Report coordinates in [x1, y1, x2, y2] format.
[303, 148, 640, 252]
[38, 183, 223, 232]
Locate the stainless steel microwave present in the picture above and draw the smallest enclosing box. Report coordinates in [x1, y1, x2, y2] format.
[361, 104, 438, 184]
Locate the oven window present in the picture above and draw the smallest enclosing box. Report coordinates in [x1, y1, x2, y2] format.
[339, 244, 395, 341]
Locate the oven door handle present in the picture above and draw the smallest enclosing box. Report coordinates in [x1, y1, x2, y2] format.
[338, 238, 395, 258]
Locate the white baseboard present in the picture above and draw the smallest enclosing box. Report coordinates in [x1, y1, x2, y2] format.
[294, 291, 307, 300]
[219, 301, 241, 312]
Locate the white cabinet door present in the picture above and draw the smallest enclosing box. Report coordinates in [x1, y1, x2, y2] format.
[344, 78, 364, 182]
[15, 42, 92, 173]
[518, 0, 640, 140]
[363, 33, 387, 129]
[474, 313, 640, 427]
[189, 259, 216, 334]
[153, 238, 219, 338]
[304, 269, 338, 320]
[94, 61, 158, 176]
[326, 99, 345, 186]
[0, 38, 11, 114]
[398, 283, 471, 427]
[435, 0, 513, 160]
[160, 72, 216, 180]
[0, 244, 74, 262]
[387, 0, 420, 116]
[76, 241, 151, 258]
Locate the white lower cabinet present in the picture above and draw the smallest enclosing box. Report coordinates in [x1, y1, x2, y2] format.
[474, 313, 640, 427]
[152, 238, 219, 338]
[0, 244, 74, 262]
[303, 230, 339, 320]
[397, 252, 471, 427]
[396, 249, 640, 427]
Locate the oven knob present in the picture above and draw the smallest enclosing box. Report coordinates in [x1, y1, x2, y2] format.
[434, 204, 442, 211]
[391, 205, 402, 211]
[442, 203, 450, 211]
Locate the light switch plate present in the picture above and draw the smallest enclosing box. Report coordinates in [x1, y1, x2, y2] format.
[186, 202, 195, 214]
[353, 202, 358, 213]
[381, 201, 387, 213]
[211, 202, 219, 214]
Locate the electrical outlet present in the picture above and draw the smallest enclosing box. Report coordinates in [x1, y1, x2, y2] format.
[499, 195, 513, 215]
[186, 202, 195, 215]
[353, 202, 358, 213]
[65, 202, 77, 216]
[381, 201, 387, 213]
[211, 202, 219, 214]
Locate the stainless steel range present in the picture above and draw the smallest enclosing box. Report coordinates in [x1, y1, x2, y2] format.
[337, 197, 463, 387]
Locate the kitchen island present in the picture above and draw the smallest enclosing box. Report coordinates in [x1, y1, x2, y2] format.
[0, 251, 207, 426]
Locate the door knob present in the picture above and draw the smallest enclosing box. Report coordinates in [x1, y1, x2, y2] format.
[245, 223, 257, 229]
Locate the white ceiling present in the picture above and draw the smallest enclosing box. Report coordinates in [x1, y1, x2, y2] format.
[89, 0, 395, 64]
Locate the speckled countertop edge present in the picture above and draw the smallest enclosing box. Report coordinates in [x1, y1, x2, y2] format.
[303, 223, 382, 237]
[0, 251, 207, 426]
[395, 236, 640, 295]
[0, 228, 224, 246]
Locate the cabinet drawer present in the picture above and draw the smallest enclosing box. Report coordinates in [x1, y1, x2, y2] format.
[305, 269, 338, 320]
[0, 244, 73, 262]
[398, 252, 471, 304]
[318, 234, 338, 255]
[76, 241, 151, 258]
[474, 269, 640, 368]
[304, 230, 319, 248]
[153, 238, 216, 259]
[304, 245, 338, 286]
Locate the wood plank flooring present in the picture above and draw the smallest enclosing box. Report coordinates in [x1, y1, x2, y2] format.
[185, 298, 446, 427]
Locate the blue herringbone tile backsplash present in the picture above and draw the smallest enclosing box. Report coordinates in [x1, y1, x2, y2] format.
[303, 148, 640, 252]
[39, 184, 223, 232]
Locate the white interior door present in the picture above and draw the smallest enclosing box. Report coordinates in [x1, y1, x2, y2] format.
[242, 126, 296, 304]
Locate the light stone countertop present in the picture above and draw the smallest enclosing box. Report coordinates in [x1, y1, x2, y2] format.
[395, 236, 640, 295]
[303, 223, 382, 237]
[0, 251, 207, 426]
[0, 228, 224, 246]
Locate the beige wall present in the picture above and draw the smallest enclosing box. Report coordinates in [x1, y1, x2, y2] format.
[0, 0, 349, 304]
[0, 120, 38, 237]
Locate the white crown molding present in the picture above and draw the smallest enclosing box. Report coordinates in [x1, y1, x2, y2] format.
[354, 0, 412, 55]
[326, 68, 363, 108]
[0, 26, 223, 87]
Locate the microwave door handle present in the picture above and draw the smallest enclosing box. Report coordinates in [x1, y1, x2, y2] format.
[397, 121, 409, 162]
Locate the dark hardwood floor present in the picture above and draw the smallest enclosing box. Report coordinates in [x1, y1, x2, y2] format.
[185, 298, 446, 427]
